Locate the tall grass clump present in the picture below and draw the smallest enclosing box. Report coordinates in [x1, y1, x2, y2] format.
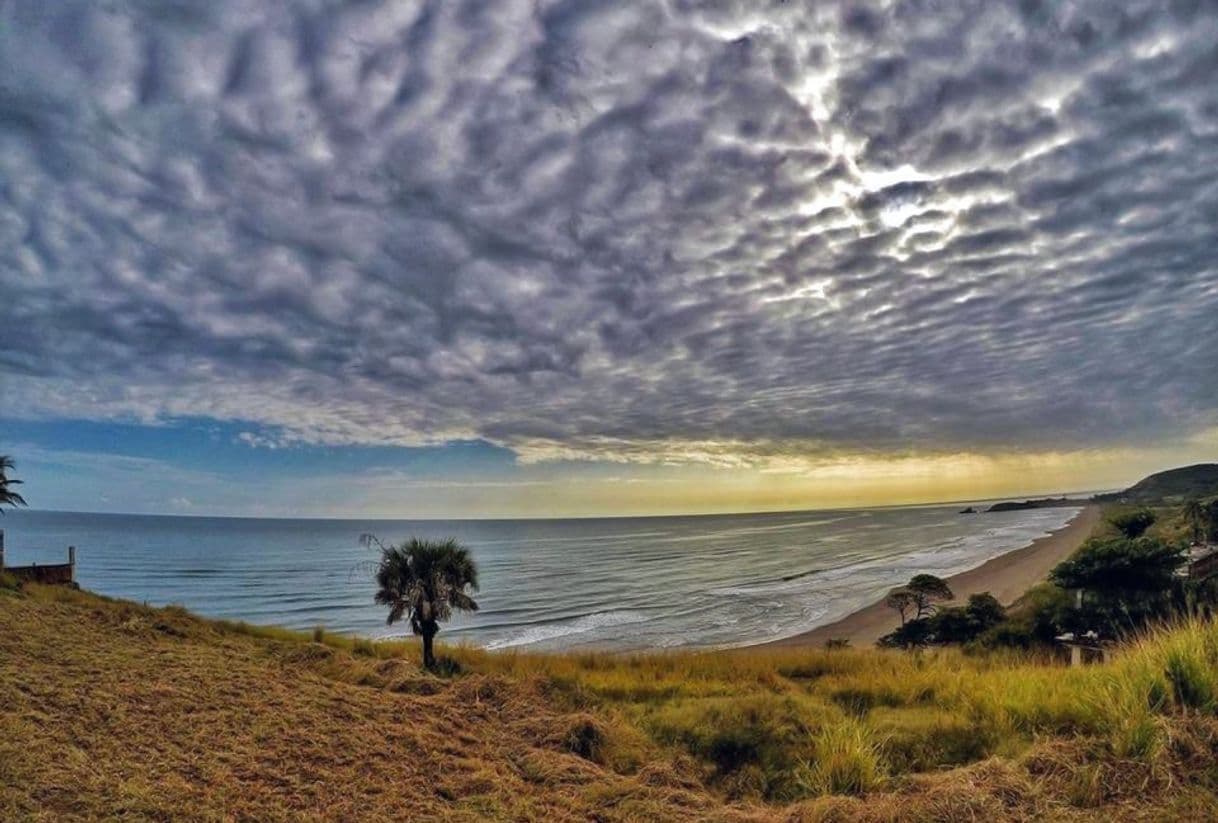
[1094, 663, 1168, 760]
[642, 692, 840, 798]
[796, 717, 885, 797]
[1153, 623, 1218, 711]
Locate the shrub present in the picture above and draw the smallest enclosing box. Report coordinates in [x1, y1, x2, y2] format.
[1109, 508, 1157, 539]
[975, 621, 1035, 650]
[878, 618, 931, 649]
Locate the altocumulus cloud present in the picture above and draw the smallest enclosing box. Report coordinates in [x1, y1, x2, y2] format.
[1, 0, 1217, 468]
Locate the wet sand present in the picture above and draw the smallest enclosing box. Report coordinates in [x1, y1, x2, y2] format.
[761, 504, 1101, 649]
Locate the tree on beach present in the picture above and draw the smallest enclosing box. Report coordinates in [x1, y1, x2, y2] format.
[884, 589, 918, 625]
[884, 574, 954, 627]
[370, 537, 479, 670]
[905, 574, 954, 619]
[880, 575, 955, 649]
[0, 456, 28, 513]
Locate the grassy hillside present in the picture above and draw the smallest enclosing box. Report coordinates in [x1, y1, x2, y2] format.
[1095, 463, 1218, 504]
[5, 579, 1218, 821]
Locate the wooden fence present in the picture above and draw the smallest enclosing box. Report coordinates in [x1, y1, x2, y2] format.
[0, 529, 76, 585]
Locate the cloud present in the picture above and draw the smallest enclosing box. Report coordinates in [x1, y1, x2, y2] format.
[1, 0, 1217, 469]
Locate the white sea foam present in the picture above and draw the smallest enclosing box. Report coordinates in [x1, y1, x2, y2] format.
[485, 610, 653, 650]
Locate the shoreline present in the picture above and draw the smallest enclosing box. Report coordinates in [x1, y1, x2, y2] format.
[758, 504, 1101, 649]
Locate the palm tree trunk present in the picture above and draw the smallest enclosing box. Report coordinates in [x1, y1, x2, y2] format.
[422, 622, 438, 669]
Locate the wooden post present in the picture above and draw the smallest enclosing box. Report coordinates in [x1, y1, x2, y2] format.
[69, 546, 76, 581]
[1070, 644, 1082, 667]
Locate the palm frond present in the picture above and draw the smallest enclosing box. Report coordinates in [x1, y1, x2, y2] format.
[370, 535, 480, 637]
[0, 455, 27, 511]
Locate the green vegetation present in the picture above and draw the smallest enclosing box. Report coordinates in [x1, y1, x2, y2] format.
[0, 455, 27, 512]
[370, 536, 480, 669]
[1106, 507, 1156, 538]
[880, 574, 955, 648]
[1181, 497, 1218, 543]
[885, 573, 953, 623]
[1050, 536, 1188, 634]
[880, 580, 1005, 649]
[871, 498, 1214, 654]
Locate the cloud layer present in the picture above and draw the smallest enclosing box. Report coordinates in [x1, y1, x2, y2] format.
[2, 0, 1217, 467]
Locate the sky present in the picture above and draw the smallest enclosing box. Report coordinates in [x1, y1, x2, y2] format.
[1, 0, 1217, 518]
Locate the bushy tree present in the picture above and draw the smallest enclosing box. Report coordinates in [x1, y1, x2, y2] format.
[371, 537, 480, 669]
[964, 592, 1005, 627]
[0, 456, 27, 513]
[927, 607, 973, 644]
[922, 593, 1007, 645]
[1050, 536, 1187, 637]
[1051, 536, 1186, 593]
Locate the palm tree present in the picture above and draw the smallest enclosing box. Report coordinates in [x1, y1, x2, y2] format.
[372, 537, 479, 669]
[0, 456, 27, 513]
[1183, 499, 1207, 544]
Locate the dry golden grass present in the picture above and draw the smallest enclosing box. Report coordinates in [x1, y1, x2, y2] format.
[4, 580, 1218, 821]
[0, 583, 762, 822]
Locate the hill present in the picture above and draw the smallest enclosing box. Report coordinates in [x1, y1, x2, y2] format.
[1095, 463, 1218, 504]
[5, 579, 1218, 820]
[985, 497, 1083, 512]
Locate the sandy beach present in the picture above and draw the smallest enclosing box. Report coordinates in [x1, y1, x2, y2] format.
[763, 504, 1101, 648]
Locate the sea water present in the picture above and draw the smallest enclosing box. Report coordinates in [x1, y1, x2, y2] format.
[1, 504, 1079, 651]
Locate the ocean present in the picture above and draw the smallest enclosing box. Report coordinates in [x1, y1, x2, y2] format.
[0, 504, 1079, 651]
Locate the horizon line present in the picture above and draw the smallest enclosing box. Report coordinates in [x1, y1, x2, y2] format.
[2, 488, 1109, 524]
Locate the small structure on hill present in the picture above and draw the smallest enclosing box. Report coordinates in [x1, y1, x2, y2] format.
[1055, 630, 1111, 667]
[0, 530, 77, 585]
[1186, 543, 1218, 580]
